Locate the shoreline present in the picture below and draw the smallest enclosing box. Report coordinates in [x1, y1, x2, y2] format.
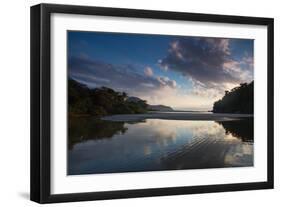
[101, 112, 253, 122]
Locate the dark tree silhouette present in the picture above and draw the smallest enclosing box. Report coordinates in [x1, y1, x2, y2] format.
[213, 81, 253, 114]
[68, 78, 148, 116]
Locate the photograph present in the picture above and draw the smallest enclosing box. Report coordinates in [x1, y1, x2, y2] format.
[67, 31, 254, 175]
[30, 3, 274, 203]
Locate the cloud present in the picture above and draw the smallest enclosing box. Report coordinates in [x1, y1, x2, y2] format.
[68, 55, 178, 102]
[159, 37, 253, 93]
[157, 76, 177, 88]
[144, 66, 153, 77]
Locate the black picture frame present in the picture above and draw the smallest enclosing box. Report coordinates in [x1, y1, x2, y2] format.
[30, 3, 274, 204]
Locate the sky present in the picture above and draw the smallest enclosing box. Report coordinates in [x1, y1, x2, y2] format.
[68, 31, 254, 111]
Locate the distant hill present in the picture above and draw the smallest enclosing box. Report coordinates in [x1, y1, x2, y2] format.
[127, 96, 173, 112]
[213, 81, 253, 114]
[147, 104, 174, 112]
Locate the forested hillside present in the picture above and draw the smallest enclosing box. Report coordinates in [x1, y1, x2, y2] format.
[213, 82, 253, 114]
[69, 79, 148, 116]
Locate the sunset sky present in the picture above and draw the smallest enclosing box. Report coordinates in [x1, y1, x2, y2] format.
[68, 31, 253, 110]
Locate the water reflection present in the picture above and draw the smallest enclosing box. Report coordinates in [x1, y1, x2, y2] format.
[216, 118, 253, 142]
[68, 117, 127, 149]
[68, 118, 253, 175]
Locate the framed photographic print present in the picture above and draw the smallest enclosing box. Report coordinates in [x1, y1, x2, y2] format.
[30, 3, 274, 203]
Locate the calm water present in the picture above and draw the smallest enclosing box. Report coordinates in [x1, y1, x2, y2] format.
[68, 117, 253, 175]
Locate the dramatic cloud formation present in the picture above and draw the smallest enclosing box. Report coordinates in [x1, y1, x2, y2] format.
[69, 55, 180, 105]
[159, 37, 253, 96]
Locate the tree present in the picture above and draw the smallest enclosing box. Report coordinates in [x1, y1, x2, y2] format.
[68, 78, 148, 116]
[213, 81, 253, 114]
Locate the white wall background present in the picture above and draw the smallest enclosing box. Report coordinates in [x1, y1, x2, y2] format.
[0, 0, 279, 206]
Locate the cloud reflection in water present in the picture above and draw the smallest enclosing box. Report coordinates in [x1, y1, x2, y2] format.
[68, 118, 253, 175]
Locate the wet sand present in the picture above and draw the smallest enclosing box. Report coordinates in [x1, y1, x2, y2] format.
[102, 112, 253, 122]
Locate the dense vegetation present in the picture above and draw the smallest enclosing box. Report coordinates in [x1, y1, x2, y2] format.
[69, 79, 148, 116]
[213, 81, 254, 114]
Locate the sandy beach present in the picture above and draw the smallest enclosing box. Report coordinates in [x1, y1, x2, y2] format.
[101, 112, 253, 122]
